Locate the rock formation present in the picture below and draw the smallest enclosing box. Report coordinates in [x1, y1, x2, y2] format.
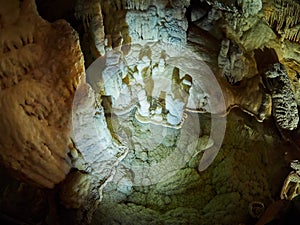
[1, 0, 300, 225]
[0, 0, 84, 188]
[264, 63, 299, 130]
[264, 0, 300, 43]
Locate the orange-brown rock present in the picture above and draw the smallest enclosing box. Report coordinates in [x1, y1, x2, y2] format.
[0, 0, 85, 188]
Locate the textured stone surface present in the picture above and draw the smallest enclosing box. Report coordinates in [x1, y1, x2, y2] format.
[237, 0, 262, 17]
[126, 5, 188, 44]
[263, 0, 300, 43]
[218, 38, 258, 84]
[71, 82, 128, 178]
[0, 0, 84, 188]
[264, 63, 299, 130]
[92, 111, 288, 225]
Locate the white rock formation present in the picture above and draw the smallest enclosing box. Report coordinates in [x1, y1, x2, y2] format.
[72, 82, 128, 179]
[86, 40, 227, 175]
[126, 5, 188, 45]
[75, 0, 106, 56]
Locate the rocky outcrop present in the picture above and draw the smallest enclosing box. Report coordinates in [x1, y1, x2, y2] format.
[0, 0, 84, 188]
[75, 0, 189, 64]
[264, 63, 299, 130]
[68, 80, 129, 224]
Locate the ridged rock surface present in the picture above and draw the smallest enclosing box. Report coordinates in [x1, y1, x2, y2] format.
[0, 0, 84, 188]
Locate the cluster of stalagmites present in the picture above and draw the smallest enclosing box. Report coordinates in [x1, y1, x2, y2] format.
[213, 0, 300, 131]
[218, 39, 257, 84]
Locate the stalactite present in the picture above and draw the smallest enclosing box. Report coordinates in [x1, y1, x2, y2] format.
[285, 25, 300, 43]
[75, 0, 106, 55]
[264, 0, 300, 43]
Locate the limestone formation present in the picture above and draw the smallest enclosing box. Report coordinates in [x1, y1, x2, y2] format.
[264, 63, 299, 130]
[194, 7, 222, 38]
[63, 81, 129, 224]
[0, 0, 84, 188]
[218, 39, 258, 84]
[88, 40, 226, 127]
[237, 0, 262, 17]
[126, 5, 188, 45]
[1, 1, 300, 225]
[263, 0, 300, 43]
[206, 0, 262, 17]
[281, 40, 300, 107]
[205, 0, 237, 12]
[280, 160, 300, 200]
[75, 0, 106, 56]
[74, 0, 189, 67]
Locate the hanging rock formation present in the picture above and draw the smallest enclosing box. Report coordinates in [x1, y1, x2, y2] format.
[75, 0, 106, 56]
[126, 4, 188, 44]
[263, 0, 300, 43]
[264, 63, 299, 130]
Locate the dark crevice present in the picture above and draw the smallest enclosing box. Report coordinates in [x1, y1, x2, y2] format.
[35, 0, 78, 28]
[254, 47, 279, 73]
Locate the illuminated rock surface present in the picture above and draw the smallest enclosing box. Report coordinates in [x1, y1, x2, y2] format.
[0, 0, 84, 188]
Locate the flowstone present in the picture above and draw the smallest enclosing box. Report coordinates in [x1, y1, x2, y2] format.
[92, 111, 288, 225]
